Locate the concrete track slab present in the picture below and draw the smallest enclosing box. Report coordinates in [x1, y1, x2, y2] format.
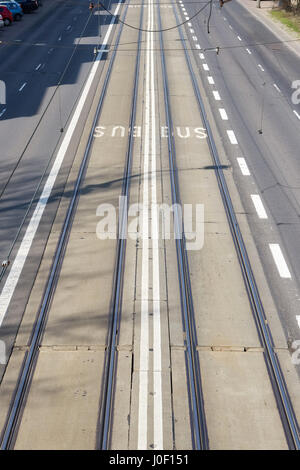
[14, 350, 104, 450]
[199, 349, 288, 449]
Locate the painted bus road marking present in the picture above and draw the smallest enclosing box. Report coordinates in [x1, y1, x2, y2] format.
[93, 125, 208, 139]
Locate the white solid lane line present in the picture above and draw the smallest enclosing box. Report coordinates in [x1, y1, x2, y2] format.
[207, 76, 215, 85]
[269, 244, 292, 279]
[227, 130, 238, 144]
[0, 0, 124, 328]
[213, 90, 221, 101]
[138, 0, 163, 450]
[150, 0, 162, 450]
[237, 157, 251, 176]
[251, 194, 268, 219]
[219, 108, 228, 120]
[138, 0, 151, 449]
[19, 83, 27, 92]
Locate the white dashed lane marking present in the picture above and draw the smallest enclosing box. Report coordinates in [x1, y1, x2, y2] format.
[219, 108, 228, 120]
[0, 108, 6, 118]
[203, 63, 209, 71]
[19, 83, 27, 92]
[227, 130, 238, 144]
[207, 76, 215, 85]
[273, 83, 281, 93]
[258, 64, 265, 72]
[269, 244, 292, 279]
[246, 48, 252, 54]
[237, 158, 251, 176]
[293, 110, 300, 120]
[199, 53, 205, 60]
[251, 195, 268, 219]
[213, 91, 221, 101]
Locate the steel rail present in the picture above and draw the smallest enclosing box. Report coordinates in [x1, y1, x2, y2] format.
[157, 4, 209, 450]
[172, 1, 300, 450]
[98, 2, 144, 450]
[0, 1, 129, 450]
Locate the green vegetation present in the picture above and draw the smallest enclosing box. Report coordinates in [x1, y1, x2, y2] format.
[270, 9, 300, 35]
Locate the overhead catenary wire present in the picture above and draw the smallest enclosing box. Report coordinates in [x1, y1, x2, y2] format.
[2, 35, 300, 55]
[96, 0, 211, 32]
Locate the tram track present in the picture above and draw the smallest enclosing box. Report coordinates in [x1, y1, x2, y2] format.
[157, 2, 209, 451]
[168, 0, 300, 450]
[0, 0, 132, 449]
[0, 0, 299, 451]
[98, 1, 144, 450]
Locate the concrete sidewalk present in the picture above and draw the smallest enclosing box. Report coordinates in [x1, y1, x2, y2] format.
[236, 0, 300, 57]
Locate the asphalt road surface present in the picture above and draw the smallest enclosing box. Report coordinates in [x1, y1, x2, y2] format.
[179, 0, 300, 344]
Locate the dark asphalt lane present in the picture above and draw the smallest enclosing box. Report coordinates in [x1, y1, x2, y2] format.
[0, 0, 113, 251]
[0, 0, 123, 378]
[181, 1, 300, 342]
